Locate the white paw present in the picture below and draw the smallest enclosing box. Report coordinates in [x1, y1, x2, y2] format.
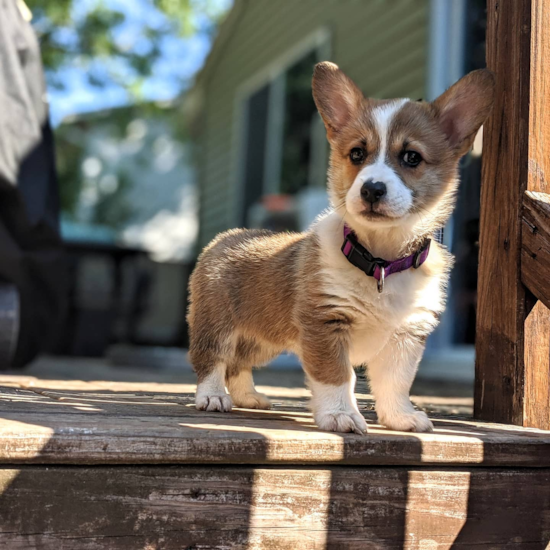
[231, 391, 271, 410]
[378, 409, 433, 432]
[196, 393, 233, 412]
[315, 410, 368, 435]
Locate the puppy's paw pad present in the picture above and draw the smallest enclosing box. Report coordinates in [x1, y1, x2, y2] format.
[232, 392, 271, 410]
[315, 411, 368, 434]
[196, 394, 233, 412]
[380, 410, 433, 433]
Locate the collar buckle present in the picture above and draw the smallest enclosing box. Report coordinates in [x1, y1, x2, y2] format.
[341, 232, 385, 277]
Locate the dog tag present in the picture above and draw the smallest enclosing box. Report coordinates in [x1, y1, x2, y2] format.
[377, 266, 385, 293]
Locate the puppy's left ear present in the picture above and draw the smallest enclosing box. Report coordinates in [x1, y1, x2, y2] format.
[433, 69, 495, 156]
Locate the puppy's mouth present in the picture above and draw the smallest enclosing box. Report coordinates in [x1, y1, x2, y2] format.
[358, 203, 400, 221]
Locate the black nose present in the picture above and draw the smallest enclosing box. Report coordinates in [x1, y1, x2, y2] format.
[361, 179, 387, 204]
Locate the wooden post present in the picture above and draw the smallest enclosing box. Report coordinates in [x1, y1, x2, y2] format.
[475, 0, 550, 429]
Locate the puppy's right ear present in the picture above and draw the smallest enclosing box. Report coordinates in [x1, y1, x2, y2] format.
[312, 62, 364, 140]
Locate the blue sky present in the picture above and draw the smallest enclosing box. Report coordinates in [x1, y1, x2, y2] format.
[46, 0, 232, 126]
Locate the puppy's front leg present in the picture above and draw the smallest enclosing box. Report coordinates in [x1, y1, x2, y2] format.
[301, 327, 367, 434]
[367, 326, 433, 433]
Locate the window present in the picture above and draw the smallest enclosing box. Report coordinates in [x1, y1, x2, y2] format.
[242, 84, 270, 223]
[448, 0, 487, 345]
[426, 0, 486, 353]
[239, 33, 330, 227]
[279, 50, 320, 196]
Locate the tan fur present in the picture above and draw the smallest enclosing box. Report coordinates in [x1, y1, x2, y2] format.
[188, 62, 494, 433]
[188, 229, 352, 387]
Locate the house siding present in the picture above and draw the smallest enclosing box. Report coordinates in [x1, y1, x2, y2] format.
[196, 0, 430, 249]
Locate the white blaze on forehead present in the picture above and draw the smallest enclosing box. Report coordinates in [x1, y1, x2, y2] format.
[372, 98, 409, 162]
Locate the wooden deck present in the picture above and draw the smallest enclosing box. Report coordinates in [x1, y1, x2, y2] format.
[0, 361, 549, 548]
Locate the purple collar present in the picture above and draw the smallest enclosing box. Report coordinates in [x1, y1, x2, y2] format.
[341, 225, 431, 293]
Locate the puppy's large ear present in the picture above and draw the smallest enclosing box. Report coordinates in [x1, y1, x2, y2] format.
[433, 69, 495, 157]
[312, 62, 364, 140]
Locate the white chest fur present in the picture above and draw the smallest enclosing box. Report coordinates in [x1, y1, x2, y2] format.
[314, 211, 446, 366]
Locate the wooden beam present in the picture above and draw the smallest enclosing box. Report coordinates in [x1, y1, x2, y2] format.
[475, 0, 550, 428]
[1, 466, 550, 548]
[522, 191, 550, 310]
[522, 192, 550, 429]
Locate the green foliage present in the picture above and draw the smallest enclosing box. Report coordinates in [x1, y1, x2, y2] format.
[28, 0, 228, 232]
[155, 0, 227, 35]
[27, 0, 228, 91]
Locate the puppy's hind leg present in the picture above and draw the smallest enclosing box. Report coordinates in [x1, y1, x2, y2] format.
[226, 338, 273, 410]
[190, 330, 234, 413]
[227, 369, 271, 409]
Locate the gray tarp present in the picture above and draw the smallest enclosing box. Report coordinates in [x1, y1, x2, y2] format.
[0, 0, 66, 367]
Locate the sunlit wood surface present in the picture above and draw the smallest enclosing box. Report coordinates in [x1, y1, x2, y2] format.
[0, 363, 548, 467]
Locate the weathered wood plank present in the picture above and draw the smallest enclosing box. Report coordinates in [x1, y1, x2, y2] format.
[522, 191, 550, 429]
[0, 466, 548, 549]
[522, 191, 550, 310]
[475, 0, 550, 428]
[528, 0, 550, 195]
[524, 300, 550, 430]
[0, 383, 550, 467]
[475, 0, 531, 425]
[521, 0, 550, 431]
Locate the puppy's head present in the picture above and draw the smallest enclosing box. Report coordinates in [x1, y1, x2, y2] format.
[312, 62, 495, 230]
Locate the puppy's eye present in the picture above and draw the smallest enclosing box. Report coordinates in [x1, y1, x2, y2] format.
[402, 150, 422, 167]
[350, 148, 365, 164]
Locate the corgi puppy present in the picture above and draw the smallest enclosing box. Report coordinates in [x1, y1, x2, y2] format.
[188, 62, 494, 434]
